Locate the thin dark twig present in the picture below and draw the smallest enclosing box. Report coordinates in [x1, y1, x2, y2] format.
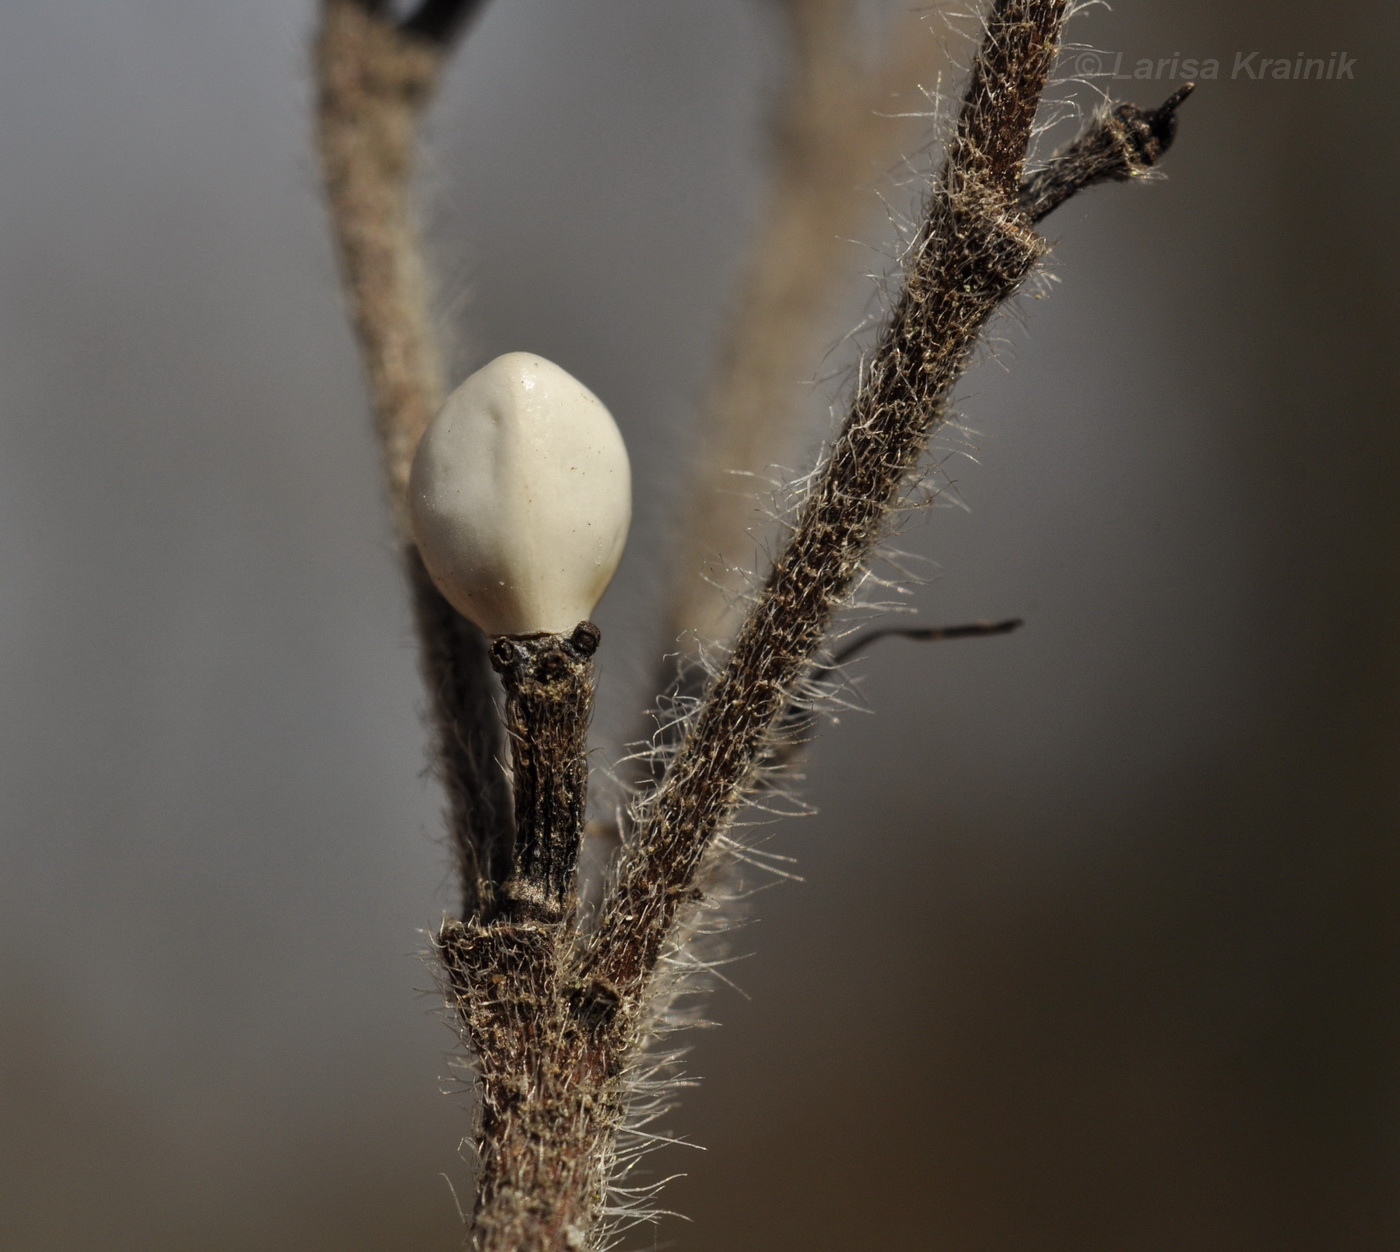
[767, 619, 1024, 769]
[830, 616, 1024, 666]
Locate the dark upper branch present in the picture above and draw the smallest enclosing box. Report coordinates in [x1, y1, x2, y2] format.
[954, 0, 1069, 191]
[1019, 82, 1195, 222]
[400, 0, 492, 46]
[340, 0, 490, 46]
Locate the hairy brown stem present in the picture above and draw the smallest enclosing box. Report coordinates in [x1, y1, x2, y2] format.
[438, 919, 624, 1252]
[315, 0, 446, 512]
[591, 0, 1066, 1003]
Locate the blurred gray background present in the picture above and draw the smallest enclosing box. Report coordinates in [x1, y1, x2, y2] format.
[2, 2, 1397, 1248]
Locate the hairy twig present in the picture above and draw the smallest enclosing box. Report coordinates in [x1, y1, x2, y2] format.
[1019, 81, 1195, 221]
[437, 917, 623, 1252]
[400, 0, 492, 47]
[315, 0, 447, 511]
[591, 0, 1066, 1003]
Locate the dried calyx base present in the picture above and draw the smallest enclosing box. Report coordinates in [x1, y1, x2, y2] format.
[489, 624, 600, 923]
[314, 2, 1193, 1250]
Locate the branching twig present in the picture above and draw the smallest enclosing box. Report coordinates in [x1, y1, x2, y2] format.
[1019, 81, 1195, 222]
[450, 2, 1177, 1246]
[316, 2, 1190, 1248]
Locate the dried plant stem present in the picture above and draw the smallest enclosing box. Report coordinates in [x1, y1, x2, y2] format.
[315, 1, 1190, 1247]
[608, 29, 1196, 1007]
[315, 0, 447, 512]
[440, 628, 613, 1252]
[591, 0, 1065, 1001]
[439, 917, 623, 1252]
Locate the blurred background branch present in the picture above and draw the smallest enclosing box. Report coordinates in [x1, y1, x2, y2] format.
[314, 0, 508, 917]
[668, 0, 947, 651]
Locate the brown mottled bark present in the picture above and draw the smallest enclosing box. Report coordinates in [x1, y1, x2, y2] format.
[438, 919, 624, 1252]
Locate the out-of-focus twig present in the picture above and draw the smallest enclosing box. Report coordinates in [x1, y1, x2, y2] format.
[315, 0, 447, 516]
[668, 0, 951, 650]
[314, 0, 508, 918]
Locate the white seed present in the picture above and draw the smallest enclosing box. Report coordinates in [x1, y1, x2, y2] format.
[409, 352, 632, 637]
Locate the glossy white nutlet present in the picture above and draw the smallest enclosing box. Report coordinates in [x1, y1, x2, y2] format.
[409, 352, 632, 637]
